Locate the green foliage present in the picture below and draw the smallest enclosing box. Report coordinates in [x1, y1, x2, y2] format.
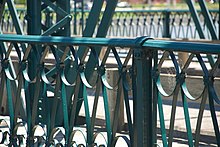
[131, 2, 219, 10]
[14, 0, 26, 4]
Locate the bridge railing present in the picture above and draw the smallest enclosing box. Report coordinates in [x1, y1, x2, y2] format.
[1, 9, 219, 39]
[0, 34, 219, 146]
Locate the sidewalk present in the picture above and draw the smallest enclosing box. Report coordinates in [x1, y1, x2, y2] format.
[77, 94, 220, 146]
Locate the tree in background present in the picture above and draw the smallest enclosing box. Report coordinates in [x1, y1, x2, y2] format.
[14, 0, 26, 4]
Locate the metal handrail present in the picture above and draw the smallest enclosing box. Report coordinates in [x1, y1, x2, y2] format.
[0, 34, 219, 146]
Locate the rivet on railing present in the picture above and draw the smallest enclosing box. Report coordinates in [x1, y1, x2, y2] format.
[203, 74, 214, 87]
[78, 63, 85, 72]
[20, 60, 28, 71]
[176, 72, 186, 85]
[1, 58, 9, 69]
[97, 65, 106, 76]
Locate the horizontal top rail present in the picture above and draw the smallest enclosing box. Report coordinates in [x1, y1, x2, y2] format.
[0, 34, 140, 47]
[0, 35, 219, 146]
[142, 40, 220, 54]
[0, 34, 219, 54]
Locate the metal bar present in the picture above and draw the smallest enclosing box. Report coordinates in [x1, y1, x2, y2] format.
[59, 1, 105, 123]
[42, 0, 69, 17]
[133, 48, 153, 147]
[142, 39, 220, 54]
[77, 0, 117, 61]
[157, 93, 168, 147]
[49, 0, 71, 128]
[81, 0, 84, 33]
[181, 90, 193, 146]
[0, 0, 26, 120]
[78, 1, 104, 43]
[0, 34, 220, 54]
[0, 34, 220, 146]
[42, 15, 72, 36]
[6, 0, 25, 35]
[198, 0, 218, 40]
[61, 82, 70, 145]
[185, 0, 205, 39]
[152, 51, 158, 146]
[0, 0, 6, 23]
[185, 0, 215, 66]
[163, 10, 171, 38]
[27, 0, 41, 35]
[194, 89, 208, 146]
[73, 0, 77, 35]
[4, 1, 28, 122]
[26, 0, 42, 134]
[56, 0, 70, 37]
[167, 81, 180, 146]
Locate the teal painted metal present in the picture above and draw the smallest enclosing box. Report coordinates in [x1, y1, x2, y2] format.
[198, 0, 218, 40]
[133, 37, 154, 147]
[1, 2, 27, 146]
[74, 1, 106, 119]
[152, 51, 158, 146]
[26, 3, 42, 145]
[6, 0, 26, 53]
[162, 10, 171, 38]
[185, 0, 216, 66]
[41, 0, 71, 36]
[55, 0, 71, 37]
[2, 1, 27, 121]
[84, 0, 118, 79]
[0, 34, 220, 146]
[73, 0, 77, 35]
[0, 0, 6, 22]
[185, 0, 205, 39]
[6, 0, 25, 35]
[81, 0, 84, 34]
[27, 0, 41, 35]
[0, 0, 220, 146]
[1, 34, 220, 52]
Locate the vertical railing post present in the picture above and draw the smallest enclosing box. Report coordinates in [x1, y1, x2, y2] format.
[81, 0, 84, 33]
[26, 0, 42, 107]
[163, 9, 171, 38]
[26, 0, 41, 145]
[133, 38, 154, 146]
[45, 8, 53, 29]
[0, 0, 6, 22]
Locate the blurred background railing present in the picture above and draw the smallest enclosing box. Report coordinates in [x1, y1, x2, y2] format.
[1, 9, 219, 39]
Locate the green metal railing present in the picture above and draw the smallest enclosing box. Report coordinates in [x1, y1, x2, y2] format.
[0, 34, 219, 146]
[1, 9, 219, 39]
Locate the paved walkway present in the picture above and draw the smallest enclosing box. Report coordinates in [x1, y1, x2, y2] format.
[77, 94, 220, 147]
[0, 98, 219, 146]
